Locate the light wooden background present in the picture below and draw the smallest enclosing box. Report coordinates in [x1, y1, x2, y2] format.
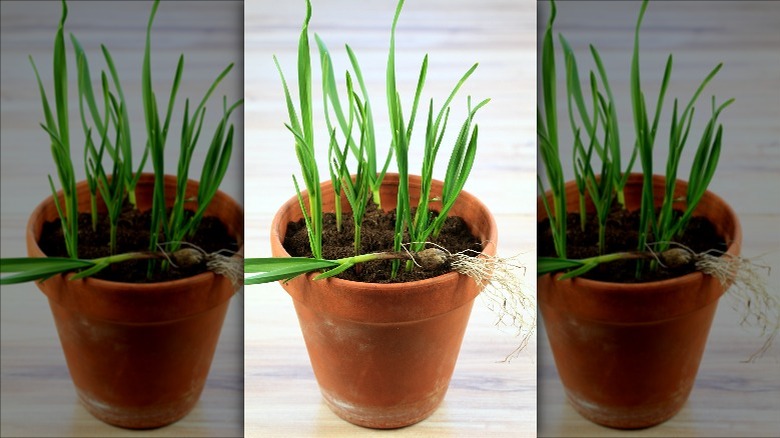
[244, 0, 537, 436]
[0, 1, 243, 437]
[537, 1, 780, 437]
[5, 1, 771, 437]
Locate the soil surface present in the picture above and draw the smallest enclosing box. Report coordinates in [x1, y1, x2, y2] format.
[538, 207, 726, 283]
[39, 206, 238, 283]
[284, 202, 483, 283]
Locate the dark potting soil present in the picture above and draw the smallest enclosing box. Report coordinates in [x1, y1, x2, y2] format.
[283, 202, 483, 283]
[538, 207, 726, 283]
[38, 206, 238, 283]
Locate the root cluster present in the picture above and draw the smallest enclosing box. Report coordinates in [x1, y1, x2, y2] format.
[697, 252, 778, 362]
[411, 244, 536, 362]
[655, 243, 779, 362]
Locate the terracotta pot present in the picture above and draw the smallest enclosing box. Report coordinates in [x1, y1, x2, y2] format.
[271, 173, 497, 429]
[538, 173, 741, 429]
[26, 173, 243, 429]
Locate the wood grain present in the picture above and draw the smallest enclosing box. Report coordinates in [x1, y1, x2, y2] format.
[244, 0, 537, 436]
[537, 2, 780, 437]
[0, 1, 243, 436]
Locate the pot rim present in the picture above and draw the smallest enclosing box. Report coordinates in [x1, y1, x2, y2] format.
[270, 173, 498, 323]
[538, 173, 742, 289]
[271, 172, 498, 290]
[27, 172, 244, 290]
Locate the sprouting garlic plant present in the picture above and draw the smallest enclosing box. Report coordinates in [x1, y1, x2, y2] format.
[316, 35, 392, 212]
[245, 0, 534, 358]
[536, 0, 778, 360]
[3, 0, 242, 282]
[273, 0, 488, 279]
[538, 0, 732, 278]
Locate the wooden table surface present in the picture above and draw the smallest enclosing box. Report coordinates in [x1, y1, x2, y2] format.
[537, 2, 780, 437]
[243, 0, 537, 436]
[0, 2, 244, 437]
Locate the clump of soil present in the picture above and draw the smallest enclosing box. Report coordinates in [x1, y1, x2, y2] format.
[39, 205, 238, 283]
[538, 206, 726, 283]
[283, 202, 483, 283]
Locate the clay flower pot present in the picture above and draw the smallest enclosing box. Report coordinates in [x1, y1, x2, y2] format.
[538, 173, 742, 429]
[270, 173, 497, 429]
[26, 173, 243, 429]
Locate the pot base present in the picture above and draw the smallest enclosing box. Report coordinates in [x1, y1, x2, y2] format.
[322, 387, 445, 429]
[565, 387, 688, 430]
[76, 387, 200, 429]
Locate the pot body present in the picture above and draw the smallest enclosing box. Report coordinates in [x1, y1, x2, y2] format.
[538, 174, 742, 429]
[27, 174, 243, 429]
[271, 174, 497, 429]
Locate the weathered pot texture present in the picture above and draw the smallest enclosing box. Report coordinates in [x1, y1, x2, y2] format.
[271, 173, 497, 429]
[27, 173, 243, 429]
[538, 173, 742, 429]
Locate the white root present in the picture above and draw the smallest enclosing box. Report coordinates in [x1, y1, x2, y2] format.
[655, 242, 778, 362]
[205, 252, 244, 291]
[697, 251, 778, 362]
[414, 243, 536, 362]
